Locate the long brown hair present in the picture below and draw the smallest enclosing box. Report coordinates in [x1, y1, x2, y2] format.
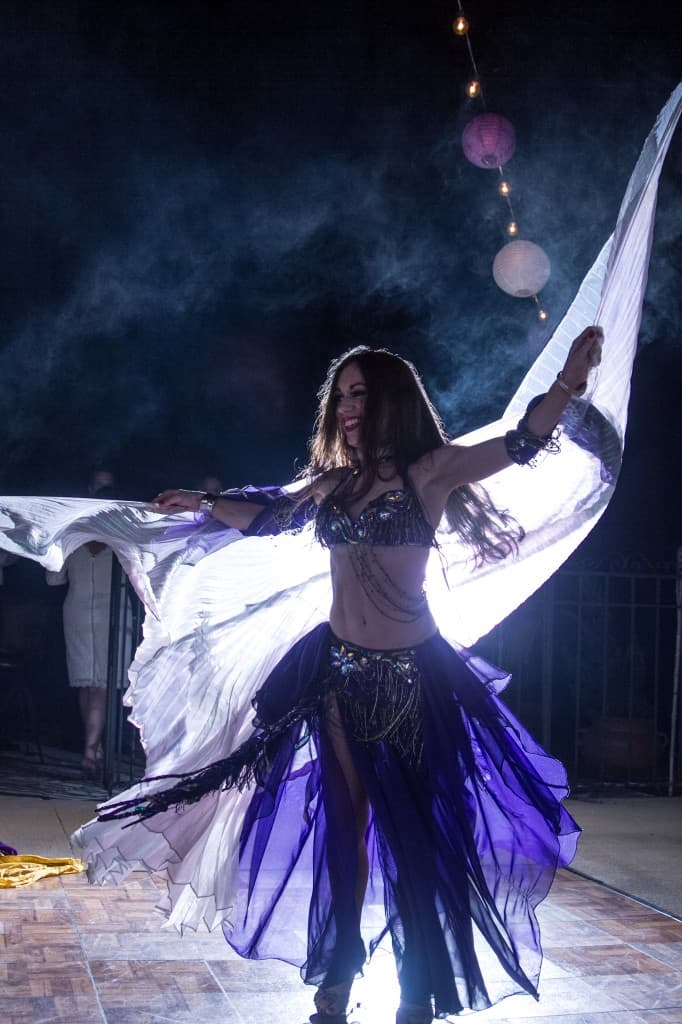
[304, 345, 523, 565]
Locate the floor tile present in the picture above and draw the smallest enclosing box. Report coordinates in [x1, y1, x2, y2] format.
[474, 977, 632, 1019]
[0, 874, 68, 907]
[0, 909, 81, 961]
[81, 929, 237, 960]
[547, 943, 675, 976]
[540, 916, 622, 947]
[89, 959, 231, 1015]
[65, 887, 169, 931]
[0, 959, 103, 1023]
[104, 1011, 241, 1024]
[593, 917, 682, 943]
[481, 1012, 682, 1024]
[631, 943, 682, 969]
[227, 988, 317, 1023]
[0, 1004, 104, 1024]
[208, 956, 309, 992]
[598, 973, 682, 1012]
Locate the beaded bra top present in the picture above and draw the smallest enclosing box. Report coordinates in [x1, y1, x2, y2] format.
[316, 488, 436, 549]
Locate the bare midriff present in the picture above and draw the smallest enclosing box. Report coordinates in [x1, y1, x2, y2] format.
[328, 543, 437, 650]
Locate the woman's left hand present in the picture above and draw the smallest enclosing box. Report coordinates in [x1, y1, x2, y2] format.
[561, 326, 603, 392]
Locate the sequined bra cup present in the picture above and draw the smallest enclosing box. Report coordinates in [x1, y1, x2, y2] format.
[316, 488, 436, 548]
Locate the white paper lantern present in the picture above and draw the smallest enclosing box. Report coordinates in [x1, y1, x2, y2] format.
[492, 240, 551, 297]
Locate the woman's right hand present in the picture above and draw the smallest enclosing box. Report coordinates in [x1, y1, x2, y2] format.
[150, 489, 204, 512]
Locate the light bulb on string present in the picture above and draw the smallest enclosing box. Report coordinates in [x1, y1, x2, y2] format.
[498, 179, 511, 196]
[466, 80, 480, 98]
[532, 293, 549, 321]
[506, 220, 519, 237]
[453, 14, 469, 35]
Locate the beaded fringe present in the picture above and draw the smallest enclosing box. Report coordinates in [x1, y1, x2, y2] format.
[97, 637, 425, 825]
[327, 639, 423, 765]
[96, 698, 320, 825]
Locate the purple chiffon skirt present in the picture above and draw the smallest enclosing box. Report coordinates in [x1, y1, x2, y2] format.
[223, 623, 580, 1016]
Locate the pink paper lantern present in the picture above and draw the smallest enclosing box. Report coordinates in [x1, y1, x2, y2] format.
[492, 240, 551, 298]
[462, 114, 516, 169]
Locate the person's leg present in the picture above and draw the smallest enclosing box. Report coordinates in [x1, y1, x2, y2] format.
[323, 692, 370, 916]
[387, 790, 444, 1020]
[79, 686, 106, 771]
[312, 692, 370, 1020]
[360, 746, 464, 1022]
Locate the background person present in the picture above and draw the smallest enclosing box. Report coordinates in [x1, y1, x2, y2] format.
[46, 468, 118, 775]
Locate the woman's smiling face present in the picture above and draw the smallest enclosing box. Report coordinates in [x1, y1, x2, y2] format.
[334, 361, 368, 450]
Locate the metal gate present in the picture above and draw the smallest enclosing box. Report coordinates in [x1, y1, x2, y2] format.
[475, 555, 680, 792]
[103, 559, 144, 793]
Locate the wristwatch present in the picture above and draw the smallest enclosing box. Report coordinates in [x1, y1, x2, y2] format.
[199, 493, 219, 516]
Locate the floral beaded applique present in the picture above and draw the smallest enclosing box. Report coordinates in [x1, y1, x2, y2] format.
[329, 641, 418, 683]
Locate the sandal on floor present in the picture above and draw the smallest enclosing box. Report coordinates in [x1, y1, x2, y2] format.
[396, 1003, 433, 1024]
[310, 980, 353, 1022]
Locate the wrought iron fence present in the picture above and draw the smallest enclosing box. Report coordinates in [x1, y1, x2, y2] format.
[104, 552, 681, 795]
[103, 560, 144, 792]
[475, 555, 680, 793]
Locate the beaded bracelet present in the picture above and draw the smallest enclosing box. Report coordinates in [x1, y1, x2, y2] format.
[556, 371, 587, 398]
[504, 394, 561, 466]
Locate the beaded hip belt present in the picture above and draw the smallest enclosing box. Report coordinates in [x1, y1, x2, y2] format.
[326, 636, 423, 765]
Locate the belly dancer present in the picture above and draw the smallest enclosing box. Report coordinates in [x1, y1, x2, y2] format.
[93, 328, 600, 1022]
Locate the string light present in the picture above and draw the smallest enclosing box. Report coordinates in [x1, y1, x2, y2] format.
[452, 5, 550, 317]
[533, 295, 549, 321]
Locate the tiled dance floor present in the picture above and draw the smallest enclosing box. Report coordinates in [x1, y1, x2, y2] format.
[1, 869, 682, 1024]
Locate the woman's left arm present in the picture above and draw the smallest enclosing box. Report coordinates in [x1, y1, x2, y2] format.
[419, 326, 603, 495]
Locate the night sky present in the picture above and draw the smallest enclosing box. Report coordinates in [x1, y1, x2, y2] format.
[1, 0, 680, 563]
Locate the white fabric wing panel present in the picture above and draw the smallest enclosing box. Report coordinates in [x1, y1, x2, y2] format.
[430, 83, 682, 648]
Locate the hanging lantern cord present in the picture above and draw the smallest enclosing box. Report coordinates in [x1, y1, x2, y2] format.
[454, 4, 551, 315]
[498, 166, 518, 234]
[533, 295, 549, 321]
[455, 0, 486, 108]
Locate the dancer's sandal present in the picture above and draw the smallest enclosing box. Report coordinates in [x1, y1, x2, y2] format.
[309, 980, 353, 1023]
[395, 1003, 433, 1024]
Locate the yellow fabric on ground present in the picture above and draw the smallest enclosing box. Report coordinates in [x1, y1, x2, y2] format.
[0, 853, 85, 887]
